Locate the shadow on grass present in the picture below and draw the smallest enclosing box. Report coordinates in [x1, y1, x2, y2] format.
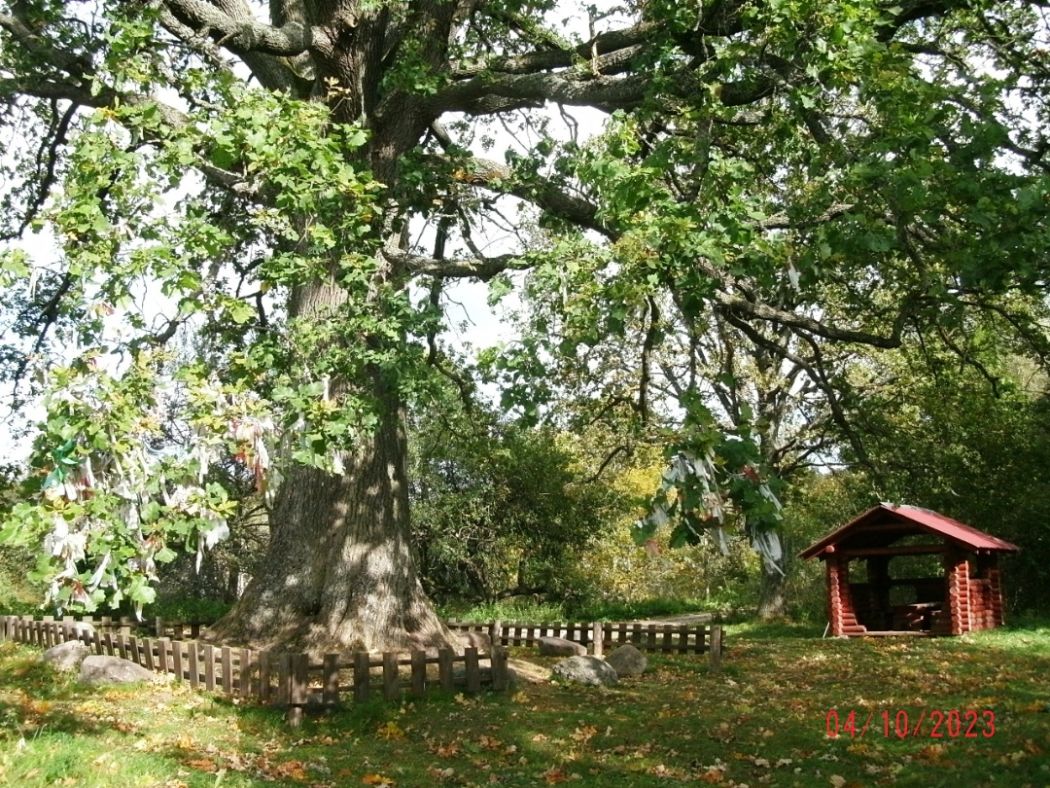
[727, 620, 825, 639]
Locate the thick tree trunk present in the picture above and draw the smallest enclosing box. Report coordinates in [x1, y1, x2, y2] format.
[757, 558, 788, 620]
[208, 380, 456, 655]
[208, 263, 457, 655]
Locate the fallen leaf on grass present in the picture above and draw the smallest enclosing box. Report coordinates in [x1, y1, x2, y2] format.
[915, 744, 947, 763]
[362, 773, 395, 786]
[433, 741, 460, 757]
[570, 725, 597, 744]
[376, 721, 406, 740]
[272, 760, 310, 782]
[542, 767, 569, 784]
[185, 758, 217, 773]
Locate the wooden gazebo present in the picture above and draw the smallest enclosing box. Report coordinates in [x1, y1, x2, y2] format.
[801, 504, 1019, 637]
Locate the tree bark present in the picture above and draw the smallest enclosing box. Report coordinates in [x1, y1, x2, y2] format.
[756, 555, 788, 620]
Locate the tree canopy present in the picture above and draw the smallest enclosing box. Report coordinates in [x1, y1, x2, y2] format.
[0, 0, 1047, 651]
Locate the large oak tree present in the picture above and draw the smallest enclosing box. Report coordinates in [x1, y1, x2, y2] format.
[1, 0, 1047, 653]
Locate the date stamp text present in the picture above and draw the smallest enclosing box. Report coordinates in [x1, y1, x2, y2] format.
[825, 708, 996, 739]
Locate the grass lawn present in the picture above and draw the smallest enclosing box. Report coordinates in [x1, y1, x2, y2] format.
[1, 623, 1048, 787]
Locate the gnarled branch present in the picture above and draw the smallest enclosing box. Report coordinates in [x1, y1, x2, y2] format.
[161, 0, 315, 56]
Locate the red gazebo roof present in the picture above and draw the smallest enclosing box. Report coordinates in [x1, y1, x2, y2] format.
[800, 504, 1020, 559]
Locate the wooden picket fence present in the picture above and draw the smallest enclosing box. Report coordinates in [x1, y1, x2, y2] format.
[0, 615, 510, 726]
[143, 617, 723, 660]
[446, 619, 724, 660]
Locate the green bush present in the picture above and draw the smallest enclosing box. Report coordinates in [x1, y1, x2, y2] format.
[144, 597, 232, 624]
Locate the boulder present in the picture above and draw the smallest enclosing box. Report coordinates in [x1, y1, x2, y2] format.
[507, 658, 551, 684]
[551, 655, 618, 686]
[67, 621, 95, 637]
[79, 655, 166, 685]
[458, 631, 492, 651]
[605, 644, 647, 677]
[42, 640, 92, 672]
[537, 636, 586, 657]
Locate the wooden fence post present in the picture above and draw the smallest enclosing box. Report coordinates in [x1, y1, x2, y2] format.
[203, 645, 216, 691]
[591, 621, 603, 657]
[286, 654, 308, 727]
[259, 653, 272, 704]
[464, 647, 481, 694]
[322, 654, 340, 706]
[188, 643, 200, 689]
[239, 649, 254, 699]
[158, 638, 171, 675]
[489, 620, 503, 648]
[709, 625, 723, 673]
[221, 647, 233, 695]
[353, 651, 370, 703]
[172, 641, 184, 682]
[438, 648, 454, 692]
[382, 652, 400, 701]
[410, 651, 426, 697]
[276, 653, 292, 706]
[491, 646, 509, 692]
[127, 635, 140, 665]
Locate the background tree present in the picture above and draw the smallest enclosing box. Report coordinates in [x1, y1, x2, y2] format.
[409, 382, 622, 604]
[0, 0, 1047, 653]
[838, 309, 1050, 612]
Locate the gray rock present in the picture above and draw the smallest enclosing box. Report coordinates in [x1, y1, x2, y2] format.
[67, 621, 95, 637]
[538, 636, 586, 657]
[42, 640, 92, 672]
[507, 658, 551, 684]
[551, 655, 618, 686]
[605, 644, 647, 677]
[458, 631, 492, 651]
[79, 655, 166, 685]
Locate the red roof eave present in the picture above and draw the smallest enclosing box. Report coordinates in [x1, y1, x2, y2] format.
[799, 504, 1020, 560]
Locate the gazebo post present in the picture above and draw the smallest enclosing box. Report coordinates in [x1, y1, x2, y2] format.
[988, 554, 1005, 627]
[868, 556, 890, 630]
[826, 552, 847, 636]
[945, 548, 972, 635]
